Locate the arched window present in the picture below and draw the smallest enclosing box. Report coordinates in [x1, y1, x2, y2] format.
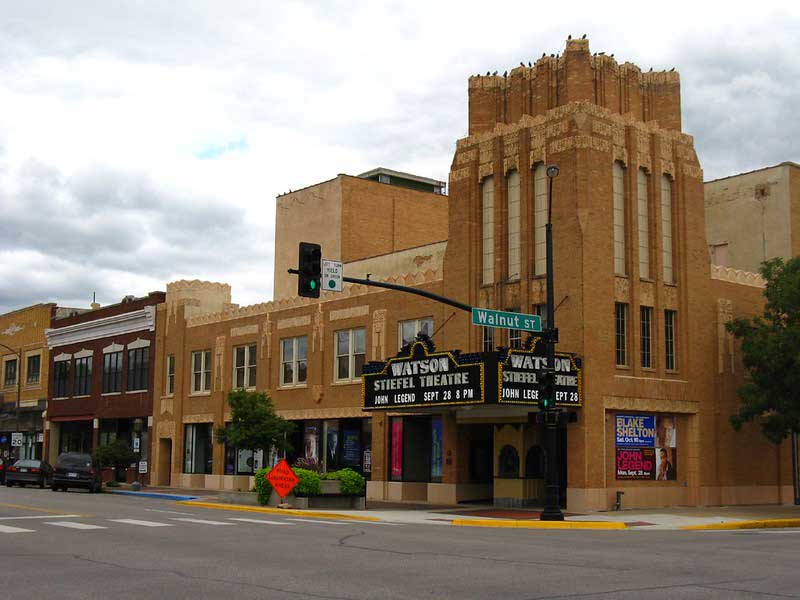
[525, 445, 544, 478]
[498, 444, 520, 478]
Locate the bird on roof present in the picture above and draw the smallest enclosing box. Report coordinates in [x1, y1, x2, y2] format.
[503, 70, 507, 77]
[567, 34, 572, 40]
[598, 52, 605, 55]
[670, 67, 675, 72]
[649, 67, 653, 72]
[520, 61, 525, 67]
[542, 52, 546, 58]
[492, 70, 498, 76]
[486, 71, 490, 76]
[550, 53, 554, 57]
[610, 54, 614, 58]
[528, 61, 532, 67]
[582, 34, 587, 39]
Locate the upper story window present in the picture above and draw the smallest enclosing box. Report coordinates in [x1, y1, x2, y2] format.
[102, 351, 123, 394]
[615, 302, 628, 367]
[506, 307, 522, 349]
[165, 355, 175, 395]
[533, 303, 550, 331]
[507, 170, 521, 281]
[191, 350, 212, 394]
[73, 356, 92, 396]
[533, 164, 548, 276]
[234, 343, 257, 389]
[637, 169, 651, 279]
[613, 162, 626, 276]
[26, 354, 41, 385]
[640, 306, 653, 369]
[482, 327, 495, 353]
[54, 359, 70, 398]
[665, 310, 677, 371]
[399, 317, 433, 350]
[3, 357, 17, 387]
[335, 328, 365, 382]
[280, 336, 307, 387]
[128, 347, 150, 392]
[661, 175, 674, 284]
[481, 176, 495, 285]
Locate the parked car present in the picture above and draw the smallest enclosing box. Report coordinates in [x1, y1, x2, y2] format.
[52, 452, 102, 493]
[0, 458, 6, 484]
[5, 459, 53, 488]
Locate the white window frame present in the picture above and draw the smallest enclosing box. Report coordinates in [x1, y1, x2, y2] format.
[165, 354, 175, 396]
[280, 336, 308, 388]
[507, 170, 521, 281]
[191, 350, 212, 394]
[534, 164, 547, 276]
[398, 317, 434, 350]
[482, 176, 495, 285]
[613, 162, 626, 276]
[335, 328, 365, 382]
[233, 343, 258, 390]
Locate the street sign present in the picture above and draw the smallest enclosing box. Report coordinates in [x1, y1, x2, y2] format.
[138, 460, 148, 473]
[10, 432, 22, 447]
[322, 259, 343, 292]
[472, 308, 541, 332]
[266, 459, 300, 499]
[133, 437, 140, 452]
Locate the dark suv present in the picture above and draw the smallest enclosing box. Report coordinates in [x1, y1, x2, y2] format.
[52, 452, 102, 493]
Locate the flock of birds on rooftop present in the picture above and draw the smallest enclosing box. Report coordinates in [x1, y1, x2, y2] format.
[476, 35, 674, 78]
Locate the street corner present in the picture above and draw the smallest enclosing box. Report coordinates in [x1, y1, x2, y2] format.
[451, 518, 627, 530]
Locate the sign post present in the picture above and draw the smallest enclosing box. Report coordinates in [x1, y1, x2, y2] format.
[266, 459, 300, 506]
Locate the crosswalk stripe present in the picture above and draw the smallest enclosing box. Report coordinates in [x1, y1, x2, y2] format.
[109, 519, 173, 527]
[286, 518, 347, 525]
[228, 518, 293, 525]
[0, 515, 82, 521]
[171, 518, 234, 526]
[46, 521, 107, 530]
[0, 524, 35, 533]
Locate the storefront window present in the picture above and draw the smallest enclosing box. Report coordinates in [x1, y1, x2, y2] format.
[224, 445, 260, 475]
[184, 423, 213, 474]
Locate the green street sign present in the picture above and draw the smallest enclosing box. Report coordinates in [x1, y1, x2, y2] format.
[471, 308, 542, 332]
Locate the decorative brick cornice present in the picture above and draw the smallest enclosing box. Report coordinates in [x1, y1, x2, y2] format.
[710, 264, 766, 288]
[45, 306, 155, 348]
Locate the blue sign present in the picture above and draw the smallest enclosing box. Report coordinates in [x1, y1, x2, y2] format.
[0, 436, 6, 444]
[615, 414, 655, 447]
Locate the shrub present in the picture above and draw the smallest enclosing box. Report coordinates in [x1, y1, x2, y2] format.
[325, 468, 366, 495]
[293, 468, 322, 497]
[254, 467, 273, 505]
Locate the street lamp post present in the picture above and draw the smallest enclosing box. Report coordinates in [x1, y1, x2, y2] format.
[540, 164, 565, 521]
[0, 343, 22, 461]
[132, 417, 144, 491]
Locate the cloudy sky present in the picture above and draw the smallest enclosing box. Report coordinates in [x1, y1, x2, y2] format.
[1, 1, 798, 314]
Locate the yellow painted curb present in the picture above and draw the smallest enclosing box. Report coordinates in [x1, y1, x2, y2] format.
[176, 500, 380, 522]
[451, 518, 627, 530]
[682, 518, 800, 531]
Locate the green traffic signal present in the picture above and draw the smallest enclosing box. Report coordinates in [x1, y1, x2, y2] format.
[310, 280, 317, 290]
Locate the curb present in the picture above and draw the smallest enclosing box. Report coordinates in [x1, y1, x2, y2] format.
[682, 518, 800, 531]
[177, 500, 381, 522]
[107, 490, 198, 501]
[451, 518, 627, 530]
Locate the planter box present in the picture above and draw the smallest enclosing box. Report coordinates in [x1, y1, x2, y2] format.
[266, 488, 365, 510]
[320, 480, 341, 494]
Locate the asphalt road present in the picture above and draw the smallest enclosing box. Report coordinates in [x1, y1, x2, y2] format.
[0, 486, 799, 599]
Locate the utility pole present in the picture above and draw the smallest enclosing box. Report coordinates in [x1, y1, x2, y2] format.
[540, 164, 565, 521]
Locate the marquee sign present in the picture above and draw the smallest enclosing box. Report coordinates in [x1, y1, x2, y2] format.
[498, 342, 582, 407]
[362, 338, 486, 410]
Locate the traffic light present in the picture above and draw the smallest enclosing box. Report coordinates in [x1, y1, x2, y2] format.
[539, 369, 554, 410]
[298, 242, 322, 298]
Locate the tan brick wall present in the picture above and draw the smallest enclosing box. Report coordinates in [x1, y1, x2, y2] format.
[0, 304, 54, 408]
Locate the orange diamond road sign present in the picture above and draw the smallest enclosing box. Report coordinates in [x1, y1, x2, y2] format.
[266, 459, 300, 498]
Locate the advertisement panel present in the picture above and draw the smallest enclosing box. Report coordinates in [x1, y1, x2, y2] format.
[390, 418, 403, 480]
[498, 345, 582, 407]
[615, 413, 677, 481]
[430, 416, 443, 480]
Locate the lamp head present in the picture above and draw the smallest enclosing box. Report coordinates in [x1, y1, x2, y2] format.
[546, 165, 560, 178]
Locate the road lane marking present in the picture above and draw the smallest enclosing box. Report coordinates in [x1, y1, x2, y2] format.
[46, 521, 107, 530]
[144, 508, 196, 516]
[109, 519, 173, 527]
[228, 518, 294, 525]
[0, 514, 81, 520]
[0, 524, 35, 533]
[286, 518, 347, 525]
[171, 518, 235, 526]
[0, 502, 86, 515]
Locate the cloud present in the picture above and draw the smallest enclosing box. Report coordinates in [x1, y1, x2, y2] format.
[0, 2, 799, 313]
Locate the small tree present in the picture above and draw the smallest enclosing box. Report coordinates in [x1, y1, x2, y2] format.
[727, 257, 800, 443]
[216, 390, 295, 458]
[94, 439, 138, 480]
